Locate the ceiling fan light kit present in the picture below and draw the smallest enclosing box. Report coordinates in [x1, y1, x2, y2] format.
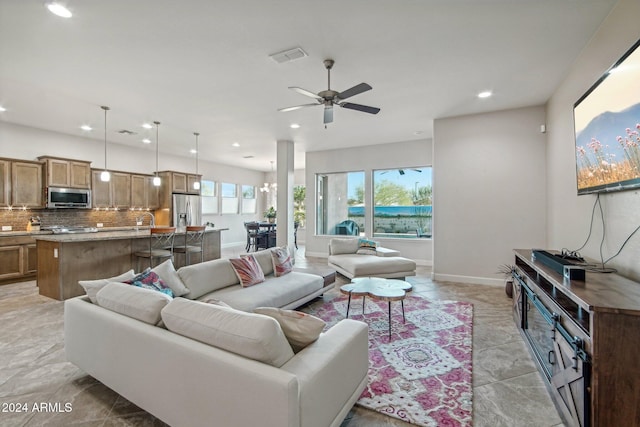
[278, 59, 380, 125]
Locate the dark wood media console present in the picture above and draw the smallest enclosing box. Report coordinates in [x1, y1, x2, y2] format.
[513, 249, 640, 427]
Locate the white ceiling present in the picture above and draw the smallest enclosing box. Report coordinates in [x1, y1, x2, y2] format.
[0, 0, 617, 171]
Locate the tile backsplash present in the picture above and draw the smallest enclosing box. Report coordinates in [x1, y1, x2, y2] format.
[0, 208, 156, 231]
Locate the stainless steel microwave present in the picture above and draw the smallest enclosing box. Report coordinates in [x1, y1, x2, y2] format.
[46, 187, 92, 208]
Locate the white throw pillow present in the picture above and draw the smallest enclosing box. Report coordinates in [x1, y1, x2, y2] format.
[254, 307, 326, 353]
[161, 298, 294, 367]
[151, 260, 190, 297]
[330, 238, 360, 255]
[96, 282, 172, 326]
[78, 269, 136, 304]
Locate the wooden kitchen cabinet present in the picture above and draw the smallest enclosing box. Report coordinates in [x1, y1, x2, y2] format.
[91, 169, 111, 208]
[131, 174, 147, 208]
[0, 159, 10, 207]
[0, 236, 37, 284]
[12, 161, 43, 207]
[38, 156, 91, 189]
[131, 174, 158, 209]
[111, 172, 131, 209]
[157, 171, 201, 209]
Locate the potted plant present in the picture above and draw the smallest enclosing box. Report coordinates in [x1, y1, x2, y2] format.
[497, 264, 517, 298]
[264, 206, 276, 223]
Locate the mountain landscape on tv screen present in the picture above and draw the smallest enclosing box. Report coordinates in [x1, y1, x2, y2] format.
[575, 103, 640, 191]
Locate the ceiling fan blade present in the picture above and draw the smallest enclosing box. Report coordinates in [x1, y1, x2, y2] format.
[341, 102, 380, 115]
[289, 87, 322, 100]
[323, 105, 333, 124]
[338, 83, 372, 100]
[278, 103, 320, 112]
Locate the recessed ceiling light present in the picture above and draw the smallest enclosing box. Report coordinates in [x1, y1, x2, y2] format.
[190, 149, 197, 154]
[232, 142, 240, 147]
[46, 2, 72, 18]
[290, 123, 300, 129]
[142, 138, 151, 144]
[142, 123, 153, 129]
[0, 106, 6, 112]
[413, 130, 424, 135]
[80, 125, 92, 131]
[478, 91, 492, 99]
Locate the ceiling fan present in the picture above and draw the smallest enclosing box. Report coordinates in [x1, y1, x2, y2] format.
[278, 59, 380, 125]
[381, 169, 422, 176]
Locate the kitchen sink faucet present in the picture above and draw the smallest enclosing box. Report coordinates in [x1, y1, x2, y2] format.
[135, 212, 155, 231]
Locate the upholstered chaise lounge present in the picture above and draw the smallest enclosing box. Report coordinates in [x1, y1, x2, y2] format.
[327, 238, 417, 279]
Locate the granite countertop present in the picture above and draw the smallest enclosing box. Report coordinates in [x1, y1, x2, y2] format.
[2, 226, 226, 241]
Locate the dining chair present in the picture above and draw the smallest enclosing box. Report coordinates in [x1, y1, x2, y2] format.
[245, 222, 263, 252]
[173, 226, 206, 265]
[134, 227, 176, 271]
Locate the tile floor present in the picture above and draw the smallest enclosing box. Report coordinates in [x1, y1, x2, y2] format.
[0, 245, 565, 427]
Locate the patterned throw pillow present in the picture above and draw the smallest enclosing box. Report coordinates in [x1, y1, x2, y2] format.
[124, 269, 174, 297]
[356, 238, 378, 255]
[271, 246, 293, 277]
[229, 255, 265, 287]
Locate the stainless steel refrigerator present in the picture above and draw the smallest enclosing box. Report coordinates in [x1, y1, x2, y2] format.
[172, 194, 202, 229]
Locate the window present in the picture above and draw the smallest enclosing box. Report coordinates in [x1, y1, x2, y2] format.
[316, 171, 365, 236]
[241, 185, 256, 214]
[221, 182, 238, 214]
[372, 167, 432, 238]
[294, 185, 306, 227]
[201, 180, 218, 214]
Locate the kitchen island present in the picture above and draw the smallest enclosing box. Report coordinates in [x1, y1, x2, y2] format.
[35, 227, 226, 300]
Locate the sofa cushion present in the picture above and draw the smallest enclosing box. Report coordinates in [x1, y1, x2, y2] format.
[329, 238, 359, 255]
[178, 258, 240, 300]
[270, 246, 293, 277]
[328, 254, 417, 277]
[254, 307, 326, 353]
[244, 249, 274, 276]
[124, 269, 174, 297]
[161, 298, 294, 367]
[230, 255, 265, 287]
[151, 260, 189, 297]
[78, 269, 136, 304]
[96, 282, 172, 325]
[200, 272, 323, 312]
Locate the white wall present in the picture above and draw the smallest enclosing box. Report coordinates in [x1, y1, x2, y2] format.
[0, 122, 266, 247]
[432, 106, 547, 284]
[304, 139, 432, 264]
[546, 0, 640, 282]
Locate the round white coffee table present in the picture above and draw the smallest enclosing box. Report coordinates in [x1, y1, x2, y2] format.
[339, 277, 412, 337]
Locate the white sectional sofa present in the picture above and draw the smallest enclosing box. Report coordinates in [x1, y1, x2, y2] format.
[178, 249, 333, 311]
[327, 238, 417, 279]
[65, 248, 370, 427]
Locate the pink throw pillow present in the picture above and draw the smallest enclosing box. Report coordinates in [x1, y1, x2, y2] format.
[229, 255, 265, 287]
[271, 246, 293, 277]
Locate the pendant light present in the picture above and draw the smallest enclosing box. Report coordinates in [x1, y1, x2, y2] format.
[193, 132, 201, 190]
[100, 106, 111, 182]
[153, 121, 161, 186]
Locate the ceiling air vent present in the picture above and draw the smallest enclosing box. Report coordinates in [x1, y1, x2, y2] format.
[269, 47, 308, 64]
[117, 129, 137, 135]
[243, 155, 254, 159]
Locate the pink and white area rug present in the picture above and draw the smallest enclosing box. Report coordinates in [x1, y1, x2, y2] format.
[303, 294, 473, 427]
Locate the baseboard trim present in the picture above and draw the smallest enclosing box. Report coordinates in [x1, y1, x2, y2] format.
[431, 273, 503, 287]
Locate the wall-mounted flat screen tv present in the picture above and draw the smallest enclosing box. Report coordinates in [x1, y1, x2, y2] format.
[574, 39, 640, 195]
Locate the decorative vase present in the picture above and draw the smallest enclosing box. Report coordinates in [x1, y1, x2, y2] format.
[505, 280, 513, 298]
[268, 217, 275, 224]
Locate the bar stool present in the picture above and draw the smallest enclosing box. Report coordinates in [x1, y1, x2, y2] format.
[134, 227, 176, 271]
[173, 226, 206, 265]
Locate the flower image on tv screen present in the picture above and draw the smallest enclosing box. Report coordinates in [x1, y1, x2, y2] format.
[574, 39, 640, 195]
